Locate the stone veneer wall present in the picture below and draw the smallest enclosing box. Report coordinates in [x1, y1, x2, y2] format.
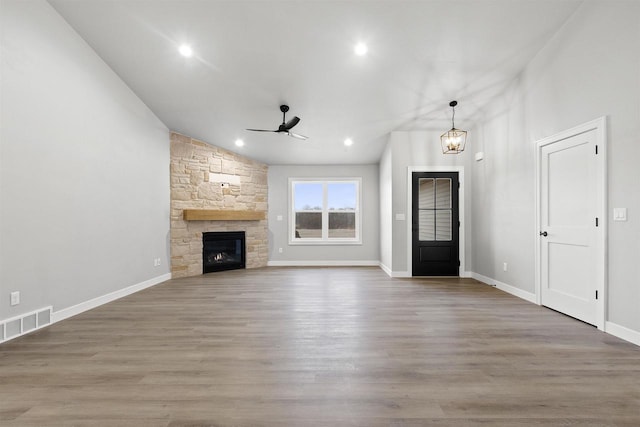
[170, 132, 268, 278]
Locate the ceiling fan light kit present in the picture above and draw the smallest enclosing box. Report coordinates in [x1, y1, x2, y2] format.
[441, 100, 467, 154]
[246, 104, 308, 140]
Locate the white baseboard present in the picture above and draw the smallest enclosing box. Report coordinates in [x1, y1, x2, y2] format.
[268, 260, 411, 280]
[379, 263, 392, 277]
[605, 321, 640, 346]
[267, 262, 467, 280]
[471, 272, 537, 304]
[362, 262, 409, 278]
[380, 268, 472, 279]
[391, 271, 411, 278]
[267, 260, 380, 267]
[52, 273, 171, 324]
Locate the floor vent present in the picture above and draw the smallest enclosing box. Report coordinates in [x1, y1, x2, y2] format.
[1, 307, 53, 344]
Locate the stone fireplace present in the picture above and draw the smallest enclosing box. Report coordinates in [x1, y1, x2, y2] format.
[170, 132, 268, 278]
[202, 231, 245, 273]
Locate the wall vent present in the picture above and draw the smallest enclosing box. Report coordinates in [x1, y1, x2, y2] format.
[1, 306, 52, 344]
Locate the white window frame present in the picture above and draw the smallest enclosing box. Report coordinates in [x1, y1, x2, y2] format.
[289, 177, 362, 245]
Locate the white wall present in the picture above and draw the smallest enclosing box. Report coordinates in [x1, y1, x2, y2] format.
[470, 81, 535, 292]
[0, 1, 170, 321]
[471, 1, 640, 336]
[268, 165, 379, 264]
[379, 143, 393, 273]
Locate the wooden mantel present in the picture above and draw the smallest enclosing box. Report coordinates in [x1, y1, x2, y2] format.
[182, 209, 266, 221]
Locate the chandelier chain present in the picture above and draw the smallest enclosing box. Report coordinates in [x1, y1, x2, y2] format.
[451, 105, 456, 129]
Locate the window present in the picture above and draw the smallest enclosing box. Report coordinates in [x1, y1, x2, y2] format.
[290, 178, 361, 244]
[418, 177, 452, 241]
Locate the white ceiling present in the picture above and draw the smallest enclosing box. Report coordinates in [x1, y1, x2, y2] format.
[48, 0, 582, 165]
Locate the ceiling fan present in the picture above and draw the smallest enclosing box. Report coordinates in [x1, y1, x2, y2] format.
[246, 105, 308, 140]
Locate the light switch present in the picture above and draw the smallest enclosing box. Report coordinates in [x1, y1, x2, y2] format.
[277, 215, 283, 221]
[395, 213, 405, 221]
[613, 208, 627, 221]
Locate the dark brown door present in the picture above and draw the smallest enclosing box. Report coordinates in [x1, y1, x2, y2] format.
[412, 172, 459, 276]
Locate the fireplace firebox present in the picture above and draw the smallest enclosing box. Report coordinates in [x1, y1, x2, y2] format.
[202, 231, 245, 274]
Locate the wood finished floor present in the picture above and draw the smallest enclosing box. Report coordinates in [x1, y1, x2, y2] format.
[1, 267, 639, 426]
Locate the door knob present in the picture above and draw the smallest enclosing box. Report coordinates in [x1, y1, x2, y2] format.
[539, 231, 548, 237]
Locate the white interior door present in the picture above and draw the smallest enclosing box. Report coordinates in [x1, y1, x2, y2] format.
[540, 129, 599, 325]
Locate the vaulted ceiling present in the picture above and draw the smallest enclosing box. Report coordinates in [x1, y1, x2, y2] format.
[49, 0, 582, 165]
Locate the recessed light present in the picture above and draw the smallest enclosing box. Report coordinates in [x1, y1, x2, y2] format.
[354, 42, 368, 56]
[179, 44, 193, 57]
[344, 138, 354, 146]
[235, 139, 245, 147]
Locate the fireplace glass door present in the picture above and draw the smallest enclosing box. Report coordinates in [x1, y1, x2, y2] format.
[202, 231, 246, 273]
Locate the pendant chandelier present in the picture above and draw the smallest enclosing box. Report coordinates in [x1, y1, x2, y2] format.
[441, 100, 467, 154]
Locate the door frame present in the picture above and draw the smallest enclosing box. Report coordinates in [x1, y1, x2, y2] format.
[407, 166, 466, 277]
[534, 116, 607, 330]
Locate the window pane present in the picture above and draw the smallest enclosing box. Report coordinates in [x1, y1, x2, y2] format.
[436, 210, 452, 241]
[291, 179, 360, 243]
[295, 212, 322, 238]
[418, 178, 434, 209]
[294, 183, 323, 211]
[329, 212, 355, 238]
[435, 178, 451, 209]
[418, 210, 435, 241]
[327, 182, 356, 210]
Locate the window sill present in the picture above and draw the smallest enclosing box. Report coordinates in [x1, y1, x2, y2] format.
[289, 240, 362, 246]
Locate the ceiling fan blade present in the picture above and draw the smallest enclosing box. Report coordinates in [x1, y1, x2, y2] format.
[284, 116, 300, 130]
[287, 131, 308, 140]
[246, 128, 277, 132]
[247, 106, 308, 139]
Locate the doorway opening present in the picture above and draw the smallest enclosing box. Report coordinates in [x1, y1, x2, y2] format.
[408, 167, 464, 277]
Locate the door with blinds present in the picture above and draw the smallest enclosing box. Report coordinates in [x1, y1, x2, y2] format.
[412, 172, 459, 276]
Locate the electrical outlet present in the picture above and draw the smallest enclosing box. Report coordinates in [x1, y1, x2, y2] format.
[10, 291, 20, 306]
[156, 258, 161, 266]
[503, 262, 508, 272]
[278, 247, 283, 253]
[153, 258, 161, 267]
